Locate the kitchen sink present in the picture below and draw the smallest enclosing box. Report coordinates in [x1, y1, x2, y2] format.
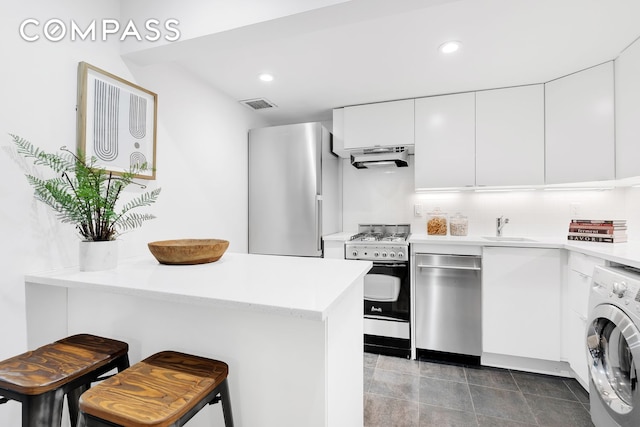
[482, 236, 536, 242]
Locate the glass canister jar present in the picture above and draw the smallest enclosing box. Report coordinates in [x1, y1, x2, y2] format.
[449, 212, 469, 236]
[427, 208, 448, 235]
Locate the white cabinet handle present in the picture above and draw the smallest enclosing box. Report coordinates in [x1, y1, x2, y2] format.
[574, 270, 589, 279]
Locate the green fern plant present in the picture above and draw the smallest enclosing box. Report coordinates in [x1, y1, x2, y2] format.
[11, 134, 161, 241]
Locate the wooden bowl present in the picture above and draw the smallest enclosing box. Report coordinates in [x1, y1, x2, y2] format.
[147, 239, 229, 265]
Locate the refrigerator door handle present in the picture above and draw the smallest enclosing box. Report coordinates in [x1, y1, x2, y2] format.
[316, 195, 323, 252]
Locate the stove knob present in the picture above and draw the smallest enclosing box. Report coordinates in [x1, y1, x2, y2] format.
[397, 252, 404, 259]
[373, 251, 380, 257]
[389, 252, 396, 258]
[381, 252, 388, 258]
[351, 250, 358, 257]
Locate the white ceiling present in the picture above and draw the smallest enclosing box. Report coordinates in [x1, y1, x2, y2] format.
[124, 0, 640, 126]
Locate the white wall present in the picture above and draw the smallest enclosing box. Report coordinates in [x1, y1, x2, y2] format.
[0, 3, 265, 424]
[120, 60, 267, 256]
[342, 156, 640, 240]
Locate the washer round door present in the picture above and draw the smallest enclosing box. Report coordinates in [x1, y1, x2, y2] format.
[587, 304, 640, 425]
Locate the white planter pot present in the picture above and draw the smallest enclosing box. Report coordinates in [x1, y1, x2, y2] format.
[79, 240, 118, 272]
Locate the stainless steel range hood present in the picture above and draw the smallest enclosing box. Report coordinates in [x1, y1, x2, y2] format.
[350, 147, 409, 169]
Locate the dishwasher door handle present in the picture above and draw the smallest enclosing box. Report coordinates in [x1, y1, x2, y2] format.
[416, 264, 481, 271]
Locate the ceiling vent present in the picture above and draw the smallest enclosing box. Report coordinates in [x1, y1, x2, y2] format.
[240, 98, 277, 110]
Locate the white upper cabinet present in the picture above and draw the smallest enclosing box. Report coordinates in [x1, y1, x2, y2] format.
[343, 99, 414, 150]
[331, 108, 348, 158]
[615, 39, 640, 179]
[414, 92, 476, 189]
[476, 85, 545, 186]
[545, 62, 615, 184]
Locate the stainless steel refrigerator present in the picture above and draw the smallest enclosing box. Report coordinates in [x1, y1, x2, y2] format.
[249, 122, 341, 257]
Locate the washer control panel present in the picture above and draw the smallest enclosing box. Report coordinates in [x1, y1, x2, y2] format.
[593, 265, 640, 312]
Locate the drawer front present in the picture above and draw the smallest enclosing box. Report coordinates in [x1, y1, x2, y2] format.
[567, 269, 591, 318]
[568, 251, 606, 277]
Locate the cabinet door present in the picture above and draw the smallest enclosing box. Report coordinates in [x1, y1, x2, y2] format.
[567, 269, 591, 319]
[615, 38, 640, 178]
[565, 252, 604, 386]
[323, 240, 345, 259]
[343, 99, 414, 150]
[331, 108, 348, 158]
[482, 247, 562, 361]
[476, 85, 544, 186]
[566, 269, 591, 387]
[566, 313, 588, 387]
[415, 93, 475, 188]
[545, 61, 615, 184]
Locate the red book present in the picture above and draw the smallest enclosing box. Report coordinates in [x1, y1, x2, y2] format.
[570, 219, 626, 226]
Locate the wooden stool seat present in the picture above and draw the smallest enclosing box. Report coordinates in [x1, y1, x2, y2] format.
[0, 334, 130, 427]
[79, 351, 234, 427]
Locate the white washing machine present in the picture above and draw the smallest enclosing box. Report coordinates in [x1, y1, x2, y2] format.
[587, 265, 640, 427]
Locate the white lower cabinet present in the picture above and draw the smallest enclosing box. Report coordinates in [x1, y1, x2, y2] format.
[566, 313, 588, 387]
[323, 240, 345, 259]
[482, 247, 563, 362]
[565, 252, 605, 387]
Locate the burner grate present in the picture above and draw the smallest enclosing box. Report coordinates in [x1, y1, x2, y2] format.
[350, 224, 411, 243]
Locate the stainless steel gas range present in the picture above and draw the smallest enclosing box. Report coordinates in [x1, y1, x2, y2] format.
[345, 224, 410, 358]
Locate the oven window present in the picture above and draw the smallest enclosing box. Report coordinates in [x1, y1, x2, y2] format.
[364, 263, 409, 321]
[587, 315, 637, 414]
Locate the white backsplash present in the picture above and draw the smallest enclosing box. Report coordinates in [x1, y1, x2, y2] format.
[342, 156, 640, 240]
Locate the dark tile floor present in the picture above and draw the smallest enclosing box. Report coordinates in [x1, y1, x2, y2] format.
[364, 353, 594, 427]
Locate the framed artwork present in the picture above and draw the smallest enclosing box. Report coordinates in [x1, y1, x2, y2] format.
[77, 61, 157, 180]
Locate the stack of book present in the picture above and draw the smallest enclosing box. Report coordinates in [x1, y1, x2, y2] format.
[567, 219, 628, 243]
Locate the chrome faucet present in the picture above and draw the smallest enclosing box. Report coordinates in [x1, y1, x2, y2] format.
[496, 216, 509, 237]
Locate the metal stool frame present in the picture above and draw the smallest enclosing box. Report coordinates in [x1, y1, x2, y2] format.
[0, 336, 130, 427]
[79, 378, 233, 427]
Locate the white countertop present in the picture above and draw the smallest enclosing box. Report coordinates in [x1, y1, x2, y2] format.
[324, 231, 640, 269]
[411, 234, 640, 269]
[409, 234, 565, 248]
[24, 253, 372, 321]
[323, 231, 356, 242]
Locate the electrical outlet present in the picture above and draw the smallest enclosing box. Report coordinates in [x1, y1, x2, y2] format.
[414, 204, 422, 217]
[570, 202, 581, 218]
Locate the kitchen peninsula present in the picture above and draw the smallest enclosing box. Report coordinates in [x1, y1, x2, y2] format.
[24, 253, 371, 427]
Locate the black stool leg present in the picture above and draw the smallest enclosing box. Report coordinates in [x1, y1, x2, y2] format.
[69, 353, 129, 427]
[116, 354, 130, 372]
[22, 388, 65, 427]
[67, 384, 90, 427]
[219, 379, 234, 427]
[77, 411, 87, 427]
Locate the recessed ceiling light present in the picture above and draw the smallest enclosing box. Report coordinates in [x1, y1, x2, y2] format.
[439, 41, 461, 54]
[259, 73, 274, 82]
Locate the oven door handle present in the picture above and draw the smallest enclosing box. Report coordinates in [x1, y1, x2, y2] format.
[364, 314, 408, 322]
[372, 263, 408, 268]
[417, 264, 481, 271]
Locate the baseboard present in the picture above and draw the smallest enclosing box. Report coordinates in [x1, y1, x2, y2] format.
[481, 352, 573, 377]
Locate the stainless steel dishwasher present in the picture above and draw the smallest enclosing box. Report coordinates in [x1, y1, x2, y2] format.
[415, 253, 482, 362]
